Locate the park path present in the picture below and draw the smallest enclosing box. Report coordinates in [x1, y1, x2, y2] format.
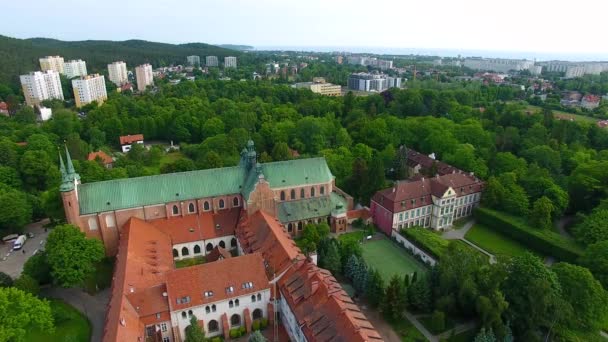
[555, 216, 575, 239]
[441, 220, 497, 264]
[41, 287, 110, 342]
[437, 321, 477, 339]
[404, 311, 437, 342]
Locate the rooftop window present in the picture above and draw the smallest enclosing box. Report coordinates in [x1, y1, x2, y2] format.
[242, 282, 254, 289]
[226, 286, 234, 294]
[204, 291, 214, 297]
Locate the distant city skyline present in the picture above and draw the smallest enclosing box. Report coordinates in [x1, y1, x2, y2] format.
[3, 0, 608, 61]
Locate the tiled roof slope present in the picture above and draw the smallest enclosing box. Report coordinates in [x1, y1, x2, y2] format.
[103, 218, 173, 342]
[276, 192, 348, 222]
[149, 208, 241, 244]
[78, 158, 333, 215]
[278, 261, 383, 342]
[119, 134, 144, 145]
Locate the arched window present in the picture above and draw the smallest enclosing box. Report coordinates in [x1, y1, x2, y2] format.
[205, 306, 210, 314]
[194, 245, 201, 254]
[252, 308, 263, 320]
[219, 241, 226, 249]
[298, 222, 303, 231]
[233, 197, 239, 206]
[287, 223, 293, 233]
[188, 203, 195, 213]
[229, 300, 234, 308]
[188, 310, 193, 317]
[230, 238, 237, 248]
[280, 191, 285, 201]
[212, 304, 216, 312]
[230, 314, 241, 327]
[206, 243, 213, 252]
[290, 189, 296, 200]
[257, 293, 261, 301]
[208, 320, 219, 332]
[300, 188, 305, 199]
[235, 299, 239, 307]
[181, 247, 189, 256]
[203, 201, 210, 211]
[219, 199, 225, 209]
[181, 312, 187, 319]
[88, 217, 98, 231]
[311, 187, 315, 197]
[320, 186, 325, 195]
[172, 205, 179, 215]
[105, 215, 116, 228]
[173, 249, 178, 258]
[251, 295, 256, 302]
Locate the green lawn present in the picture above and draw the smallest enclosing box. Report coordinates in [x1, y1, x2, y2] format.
[390, 318, 427, 342]
[419, 315, 455, 335]
[440, 328, 477, 342]
[175, 256, 206, 268]
[338, 230, 366, 244]
[83, 257, 115, 294]
[465, 224, 535, 258]
[25, 299, 91, 342]
[524, 104, 598, 123]
[360, 238, 428, 282]
[455, 240, 489, 260]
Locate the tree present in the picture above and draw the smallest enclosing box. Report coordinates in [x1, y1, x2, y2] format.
[23, 251, 52, 285]
[407, 276, 431, 313]
[344, 254, 360, 280]
[0, 272, 13, 287]
[382, 275, 406, 321]
[579, 240, 608, 289]
[0, 287, 54, 342]
[474, 328, 496, 342]
[248, 330, 267, 342]
[528, 196, 554, 230]
[185, 314, 205, 342]
[13, 274, 40, 295]
[160, 158, 196, 174]
[0, 185, 32, 232]
[573, 209, 608, 245]
[553, 262, 608, 331]
[46, 224, 105, 287]
[366, 268, 384, 308]
[430, 310, 446, 333]
[271, 142, 291, 161]
[352, 260, 368, 295]
[19, 150, 60, 191]
[322, 241, 341, 275]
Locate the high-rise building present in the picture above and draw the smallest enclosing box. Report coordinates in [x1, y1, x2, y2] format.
[205, 55, 219, 67]
[565, 66, 585, 79]
[107, 61, 128, 86]
[186, 55, 200, 66]
[463, 58, 534, 73]
[72, 74, 107, 108]
[20, 71, 64, 106]
[135, 64, 154, 92]
[39, 56, 65, 74]
[63, 60, 88, 79]
[347, 72, 400, 92]
[224, 56, 237, 68]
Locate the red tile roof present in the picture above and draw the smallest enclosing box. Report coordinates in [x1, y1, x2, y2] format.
[582, 94, 600, 103]
[119, 134, 144, 145]
[87, 151, 113, 165]
[236, 210, 304, 276]
[278, 260, 383, 342]
[0, 102, 8, 111]
[165, 253, 270, 311]
[206, 246, 232, 262]
[150, 208, 240, 244]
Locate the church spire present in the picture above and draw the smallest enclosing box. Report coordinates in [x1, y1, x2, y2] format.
[60, 145, 80, 192]
[59, 150, 67, 179]
[65, 145, 75, 175]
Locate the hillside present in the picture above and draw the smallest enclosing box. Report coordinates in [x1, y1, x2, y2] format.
[218, 44, 254, 51]
[0, 35, 238, 87]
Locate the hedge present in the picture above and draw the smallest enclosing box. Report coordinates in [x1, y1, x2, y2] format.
[399, 227, 449, 259]
[474, 207, 583, 262]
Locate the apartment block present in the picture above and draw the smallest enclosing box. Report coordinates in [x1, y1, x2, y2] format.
[39, 56, 65, 74]
[463, 58, 534, 73]
[64, 59, 88, 79]
[224, 56, 237, 68]
[186, 55, 200, 66]
[347, 72, 401, 92]
[206, 56, 219, 67]
[107, 61, 128, 86]
[20, 70, 64, 106]
[72, 74, 107, 108]
[135, 64, 154, 92]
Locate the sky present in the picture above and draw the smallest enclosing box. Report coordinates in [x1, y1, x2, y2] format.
[2, 0, 608, 60]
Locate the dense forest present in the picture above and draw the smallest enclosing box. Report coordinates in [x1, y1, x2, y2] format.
[0, 35, 239, 87]
[1, 71, 608, 340]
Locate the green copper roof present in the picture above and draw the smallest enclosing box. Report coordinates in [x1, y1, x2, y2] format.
[78, 166, 247, 214]
[276, 192, 348, 223]
[77, 157, 335, 215]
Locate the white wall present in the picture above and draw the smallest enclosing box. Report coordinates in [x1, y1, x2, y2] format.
[391, 230, 437, 266]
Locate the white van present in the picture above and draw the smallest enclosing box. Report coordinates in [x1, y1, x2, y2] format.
[13, 235, 26, 250]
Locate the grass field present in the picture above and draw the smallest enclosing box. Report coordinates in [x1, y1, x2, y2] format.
[390, 318, 427, 342]
[465, 224, 535, 258]
[524, 104, 598, 123]
[360, 238, 428, 282]
[175, 256, 206, 268]
[25, 299, 91, 342]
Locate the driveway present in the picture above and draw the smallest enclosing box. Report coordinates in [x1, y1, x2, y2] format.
[0, 219, 51, 279]
[42, 287, 110, 342]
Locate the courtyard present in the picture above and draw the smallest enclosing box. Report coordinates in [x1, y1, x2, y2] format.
[360, 236, 428, 282]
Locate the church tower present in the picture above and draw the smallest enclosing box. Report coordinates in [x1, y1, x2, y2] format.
[60, 146, 81, 225]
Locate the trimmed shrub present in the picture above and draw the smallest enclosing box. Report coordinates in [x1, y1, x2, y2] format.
[210, 337, 222, 342]
[252, 319, 261, 331]
[475, 207, 583, 262]
[260, 317, 269, 329]
[399, 227, 449, 259]
[430, 310, 446, 333]
[238, 326, 246, 336]
[229, 328, 241, 338]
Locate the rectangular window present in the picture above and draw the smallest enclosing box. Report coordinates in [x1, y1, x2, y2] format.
[163, 337, 170, 342]
[405, 212, 409, 219]
[399, 213, 403, 221]
[161, 323, 167, 332]
[416, 208, 420, 216]
[440, 207, 444, 215]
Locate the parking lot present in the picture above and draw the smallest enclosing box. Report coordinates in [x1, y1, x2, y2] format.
[0, 219, 51, 279]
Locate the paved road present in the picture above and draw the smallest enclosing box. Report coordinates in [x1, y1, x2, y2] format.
[0, 219, 51, 279]
[42, 287, 110, 342]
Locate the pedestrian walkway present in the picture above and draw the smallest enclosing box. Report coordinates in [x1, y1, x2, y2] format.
[404, 310, 476, 342]
[404, 311, 437, 342]
[441, 220, 497, 264]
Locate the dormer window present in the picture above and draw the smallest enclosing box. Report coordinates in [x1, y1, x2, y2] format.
[177, 296, 190, 304]
[204, 291, 214, 297]
[226, 286, 234, 294]
[242, 282, 254, 289]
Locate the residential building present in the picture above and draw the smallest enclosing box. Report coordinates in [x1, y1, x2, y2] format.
[119, 134, 144, 152]
[107, 61, 128, 86]
[20, 70, 64, 106]
[87, 151, 113, 168]
[529, 65, 542, 76]
[347, 56, 393, 70]
[206, 56, 219, 67]
[72, 74, 107, 108]
[64, 59, 88, 79]
[38, 106, 52, 121]
[371, 147, 484, 235]
[347, 72, 400, 92]
[224, 56, 237, 68]
[333, 55, 343, 64]
[186, 55, 200, 66]
[565, 65, 585, 79]
[0, 102, 8, 116]
[292, 82, 342, 96]
[135, 64, 154, 91]
[463, 58, 534, 73]
[581, 94, 601, 110]
[39, 56, 64, 74]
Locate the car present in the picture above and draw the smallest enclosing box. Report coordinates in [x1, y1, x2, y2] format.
[26, 232, 34, 238]
[13, 235, 27, 250]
